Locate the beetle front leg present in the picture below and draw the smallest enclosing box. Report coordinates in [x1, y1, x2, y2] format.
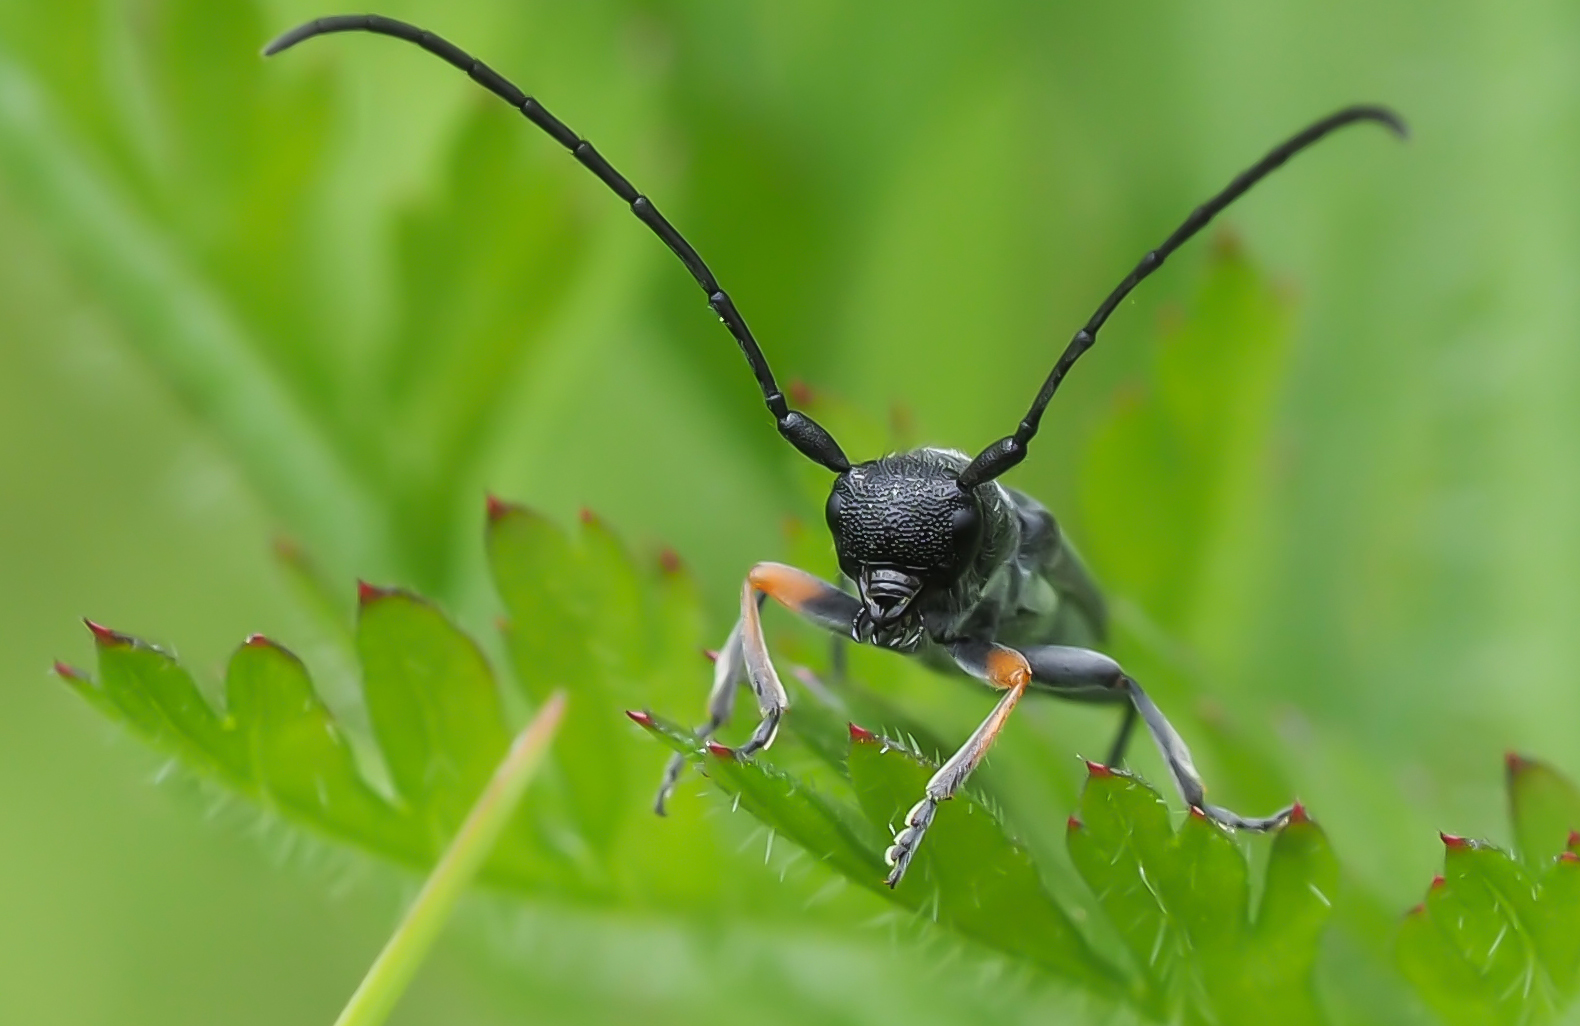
[652, 562, 859, 812]
[734, 562, 860, 756]
[1023, 644, 1294, 831]
[884, 641, 1032, 888]
[654, 613, 751, 815]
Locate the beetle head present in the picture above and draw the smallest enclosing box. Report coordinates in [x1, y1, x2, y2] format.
[825, 452, 984, 646]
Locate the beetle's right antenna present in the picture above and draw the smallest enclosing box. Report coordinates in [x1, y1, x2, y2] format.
[265, 14, 851, 473]
[957, 104, 1407, 490]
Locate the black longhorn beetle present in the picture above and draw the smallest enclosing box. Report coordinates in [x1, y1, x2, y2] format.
[266, 15, 1406, 889]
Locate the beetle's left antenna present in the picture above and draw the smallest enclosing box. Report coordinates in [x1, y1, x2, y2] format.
[957, 104, 1407, 490]
[265, 14, 850, 473]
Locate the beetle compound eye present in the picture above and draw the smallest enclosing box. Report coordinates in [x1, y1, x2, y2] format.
[950, 503, 982, 552]
[824, 486, 846, 533]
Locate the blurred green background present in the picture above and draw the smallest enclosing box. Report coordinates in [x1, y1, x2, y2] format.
[3, 0, 1579, 1022]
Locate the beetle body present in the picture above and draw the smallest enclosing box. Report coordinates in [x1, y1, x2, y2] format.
[830, 446, 1104, 661]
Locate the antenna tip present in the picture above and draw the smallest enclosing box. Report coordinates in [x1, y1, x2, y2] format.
[261, 20, 318, 57]
[1367, 105, 1410, 140]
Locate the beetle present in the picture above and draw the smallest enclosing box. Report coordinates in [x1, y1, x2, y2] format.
[266, 14, 1406, 888]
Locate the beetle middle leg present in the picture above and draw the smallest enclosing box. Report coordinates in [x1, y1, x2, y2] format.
[653, 562, 858, 814]
[1021, 644, 1294, 831]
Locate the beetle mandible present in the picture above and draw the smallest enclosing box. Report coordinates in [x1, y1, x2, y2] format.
[266, 15, 1406, 888]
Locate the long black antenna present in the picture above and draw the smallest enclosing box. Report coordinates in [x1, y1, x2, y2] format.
[265, 15, 850, 472]
[957, 104, 1407, 490]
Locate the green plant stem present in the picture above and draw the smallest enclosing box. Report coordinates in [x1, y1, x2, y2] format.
[332, 691, 567, 1026]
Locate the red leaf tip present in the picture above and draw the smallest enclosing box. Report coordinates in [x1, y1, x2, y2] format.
[848, 722, 877, 744]
[357, 580, 393, 606]
[1288, 801, 1310, 825]
[243, 633, 272, 648]
[1067, 815, 1083, 832]
[658, 547, 683, 575]
[1505, 750, 1533, 775]
[1567, 830, 1580, 851]
[705, 741, 735, 760]
[1085, 759, 1113, 777]
[1407, 902, 1426, 918]
[1440, 832, 1471, 850]
[1189, 805, 1208, 820]
[625, 710, 654, 727]
[83, 619, 131, 647]
[701, 648, 719, 664]
[1430, 874, 1445, 890]
[578, 507, 598, 525]
[788, 379, 816, 408]
[485, 493, 512, 522]
[1559, 851, 1580, 864]
[52, 660, 84, 681]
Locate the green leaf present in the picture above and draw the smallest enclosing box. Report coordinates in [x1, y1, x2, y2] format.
[1399, 838, 1580, 1024]
[1067, 766, 1178, 999]
[59, 589, 571, 888]
[60, 624, 436, 866]
[225, 636, 428, 862]
[71, 625, 248, 787]
[1068, 768, 1337, 1023]
[630, 712, 882, 885]
[485, 502, 643, 862]
[1080, 240, 1292, 639]
[1399, 760, 1580, 1025]
[0, 37, 386, 576]
[1254, 812, 1341, 993]
[356, 587, 512, 843]
[1508, 753, 1580, 868]
[847, 731, 1125, 997]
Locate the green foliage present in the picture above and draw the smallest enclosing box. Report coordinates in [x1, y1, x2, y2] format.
[1398, 756, 1580, 1025]
[62, 501, 1360, 1021]
[10, 0, 1580, 1022]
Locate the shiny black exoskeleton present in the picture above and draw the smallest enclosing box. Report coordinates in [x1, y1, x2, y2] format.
[264, 13, 1405, 888]
[828, 449, 1103, 660]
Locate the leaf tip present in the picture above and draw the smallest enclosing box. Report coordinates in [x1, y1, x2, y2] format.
[701, 648, 719, 664]
[1559, 851, 1579, 864]
[1505, 750, 1534, 777]
[1189, 805, 1208, 820]
[1287, 801, 1310, 825]
[1406, 902, 1426, 918]
[1067, 814, 1083, 832]
[1440, 832, 1471, 850]
[789, 379, 816, 408]
[625, 709, 655, 728]
[578, 506, 599, 526]
[53, 660, 86, 682]
[658, 547, 684, 575]
[705, 741, 735, 761]
[1568, 830, 1580, 852]
[357, 580, 394, 607]
[1430, 874, 1445, 890]
[1085, 759, 1114, 778]
[83, 619, 132, 647]
[485, 493, 515, 523]
[848, 722, 878, 744]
